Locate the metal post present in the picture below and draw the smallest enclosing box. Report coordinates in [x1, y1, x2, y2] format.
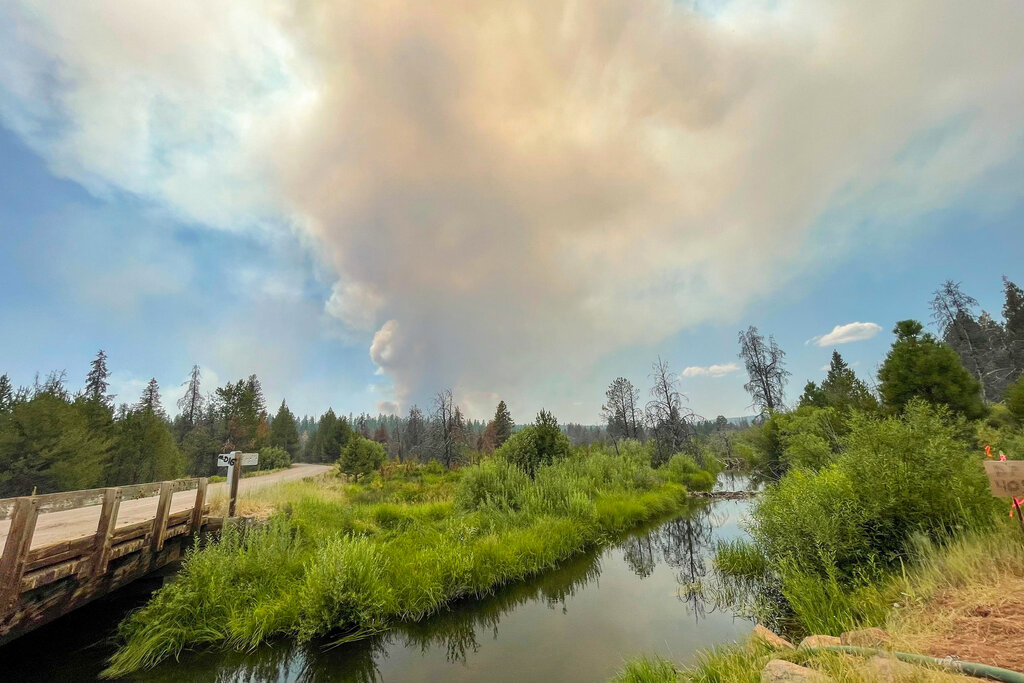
[228, 451, 242, 518]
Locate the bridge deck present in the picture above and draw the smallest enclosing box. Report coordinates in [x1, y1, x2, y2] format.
[0, 464, 332, 549]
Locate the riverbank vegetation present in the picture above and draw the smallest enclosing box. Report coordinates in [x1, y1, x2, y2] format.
[104, 437, 716, 676]
[611, 277, 1024, 680]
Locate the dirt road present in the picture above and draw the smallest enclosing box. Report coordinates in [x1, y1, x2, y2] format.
[0, 463, 334, 550]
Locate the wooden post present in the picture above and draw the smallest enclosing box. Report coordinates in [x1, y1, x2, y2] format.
[0, 497, 39, 609]
[92, 487, 122, 577]
[151, 482, 173, 552]
[228, 453, 242, 518]
[190, 478, 208, 535]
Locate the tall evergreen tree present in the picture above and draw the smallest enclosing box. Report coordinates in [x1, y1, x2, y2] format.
[84, 349, 113, 407]
[1004, 276, 1024, 375]
[269, 399, 301, 459]
[819, 350, 877, 412]
[0, 374, 13, 414]
[878, 320, 985, 418]
[492, 400, 514, 448]
[601, 378, 642, 442]
[137, 378, 165, 418]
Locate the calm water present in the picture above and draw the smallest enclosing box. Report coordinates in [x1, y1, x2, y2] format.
[1, 489, 754, 682]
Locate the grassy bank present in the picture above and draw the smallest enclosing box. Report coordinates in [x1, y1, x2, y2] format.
[106, 448, 704, 676]
[612, 523, 1024, 682]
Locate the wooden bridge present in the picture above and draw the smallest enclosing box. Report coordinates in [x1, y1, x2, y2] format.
[0, 464, 332, 645]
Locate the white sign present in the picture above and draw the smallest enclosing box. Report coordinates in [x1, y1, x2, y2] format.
[217, 452, 259, 467]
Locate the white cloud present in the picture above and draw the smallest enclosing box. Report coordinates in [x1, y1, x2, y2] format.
[3, 1, 1023, 412]
[810, 322, 883, 347]
[682, 363, 741, 378]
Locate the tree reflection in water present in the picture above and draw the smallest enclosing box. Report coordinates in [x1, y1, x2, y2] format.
[141, 499, 745, 683]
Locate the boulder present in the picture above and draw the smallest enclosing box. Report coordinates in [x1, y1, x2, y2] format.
[840, 627, 892, 648]
[753, 624, 795, 650]
[761, 659, 832, 682]
[798, 634, 841, 649]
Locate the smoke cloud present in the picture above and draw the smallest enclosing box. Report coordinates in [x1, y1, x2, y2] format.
[3, 1, 1023, 415]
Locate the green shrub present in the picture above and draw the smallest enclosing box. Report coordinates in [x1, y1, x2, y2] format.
[454, 458, 531, 512]
[662, 453, 715, 491]
[495, 417, 570, 478]
[718, 400, 997, 635]
[1005, 374, 1024, 426]
[258, 446, 291, 471]
[338, 437, 386, 482]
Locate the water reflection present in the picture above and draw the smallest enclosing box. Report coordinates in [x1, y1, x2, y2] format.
[139, 496, 752, 683]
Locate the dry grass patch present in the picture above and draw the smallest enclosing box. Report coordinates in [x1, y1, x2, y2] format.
[893, 575, 1024, 674]
[886, 525, 1024, 674]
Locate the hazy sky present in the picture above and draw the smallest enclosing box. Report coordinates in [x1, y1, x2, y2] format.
[1, 1, 1023, 422]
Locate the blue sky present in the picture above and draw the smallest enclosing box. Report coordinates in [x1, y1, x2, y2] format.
[1, 1, 1022, 422]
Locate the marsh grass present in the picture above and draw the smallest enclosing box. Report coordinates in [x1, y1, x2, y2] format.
[105, 452, 693, 676]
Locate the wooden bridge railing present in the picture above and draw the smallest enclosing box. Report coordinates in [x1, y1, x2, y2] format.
[0, 478, 211, 643]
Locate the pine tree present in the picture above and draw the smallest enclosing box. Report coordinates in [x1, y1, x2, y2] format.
[0, 374, 13, 414]
[1004, 276, 1024, 376]
[137, 378, 165, 418]
[339, 436, 385, 481]
[269, 399, 301, 459]
[404, 406, 427, 461]
[818, 350, 877, 412]
[878, 320, 984, 418]
[372, 423, 389, 443]
[492, 400, 514, 448]
[84, 350, 113, 406]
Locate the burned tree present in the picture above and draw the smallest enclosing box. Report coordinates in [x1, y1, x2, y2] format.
[645, 358, 696, 466]
[428, 389, 465, 468]
[737, 326, 789, 415]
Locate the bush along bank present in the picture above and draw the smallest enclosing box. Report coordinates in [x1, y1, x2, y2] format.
[609, 400, 1020, 682]
[105, 443, 712, 676]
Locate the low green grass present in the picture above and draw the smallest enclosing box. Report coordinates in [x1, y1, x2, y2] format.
[105, 450, 695, 676]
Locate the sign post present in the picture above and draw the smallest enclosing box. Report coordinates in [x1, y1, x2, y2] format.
[983, 460, 1024, 534]
[216, 451, 259, 517]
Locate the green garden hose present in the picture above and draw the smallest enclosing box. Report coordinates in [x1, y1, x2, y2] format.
[800, 645, 1024, 682]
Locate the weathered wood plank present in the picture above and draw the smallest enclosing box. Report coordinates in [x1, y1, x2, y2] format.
[190, 478, 208, 535]
[0, 478, 202, 519]
[0, 497, 39, 610]
[92, 488, 122, 577]
[152, 482, 173, 552]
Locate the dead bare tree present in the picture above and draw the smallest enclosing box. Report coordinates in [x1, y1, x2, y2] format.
[428, 388, 465, 468]
[645, 358, 697, 466]
[737, 326, 789, 415]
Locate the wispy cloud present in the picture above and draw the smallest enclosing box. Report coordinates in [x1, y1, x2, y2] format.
[682, 363, 741, 379]
[808, 322, 883, 347]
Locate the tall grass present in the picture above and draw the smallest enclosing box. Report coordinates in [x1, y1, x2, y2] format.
[105, 451, 698, 676]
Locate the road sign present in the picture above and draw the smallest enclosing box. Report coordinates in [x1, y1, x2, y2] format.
[217, 452, 259, 467]
[984, 460, 1024, 498]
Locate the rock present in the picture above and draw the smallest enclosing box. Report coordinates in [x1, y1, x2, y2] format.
[863, 653, 918, 681]
[840, 627, 892, 648]
[798, 634, 841, 649]
[761, 659, 832, 682]
[753, 624, 796, 650]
